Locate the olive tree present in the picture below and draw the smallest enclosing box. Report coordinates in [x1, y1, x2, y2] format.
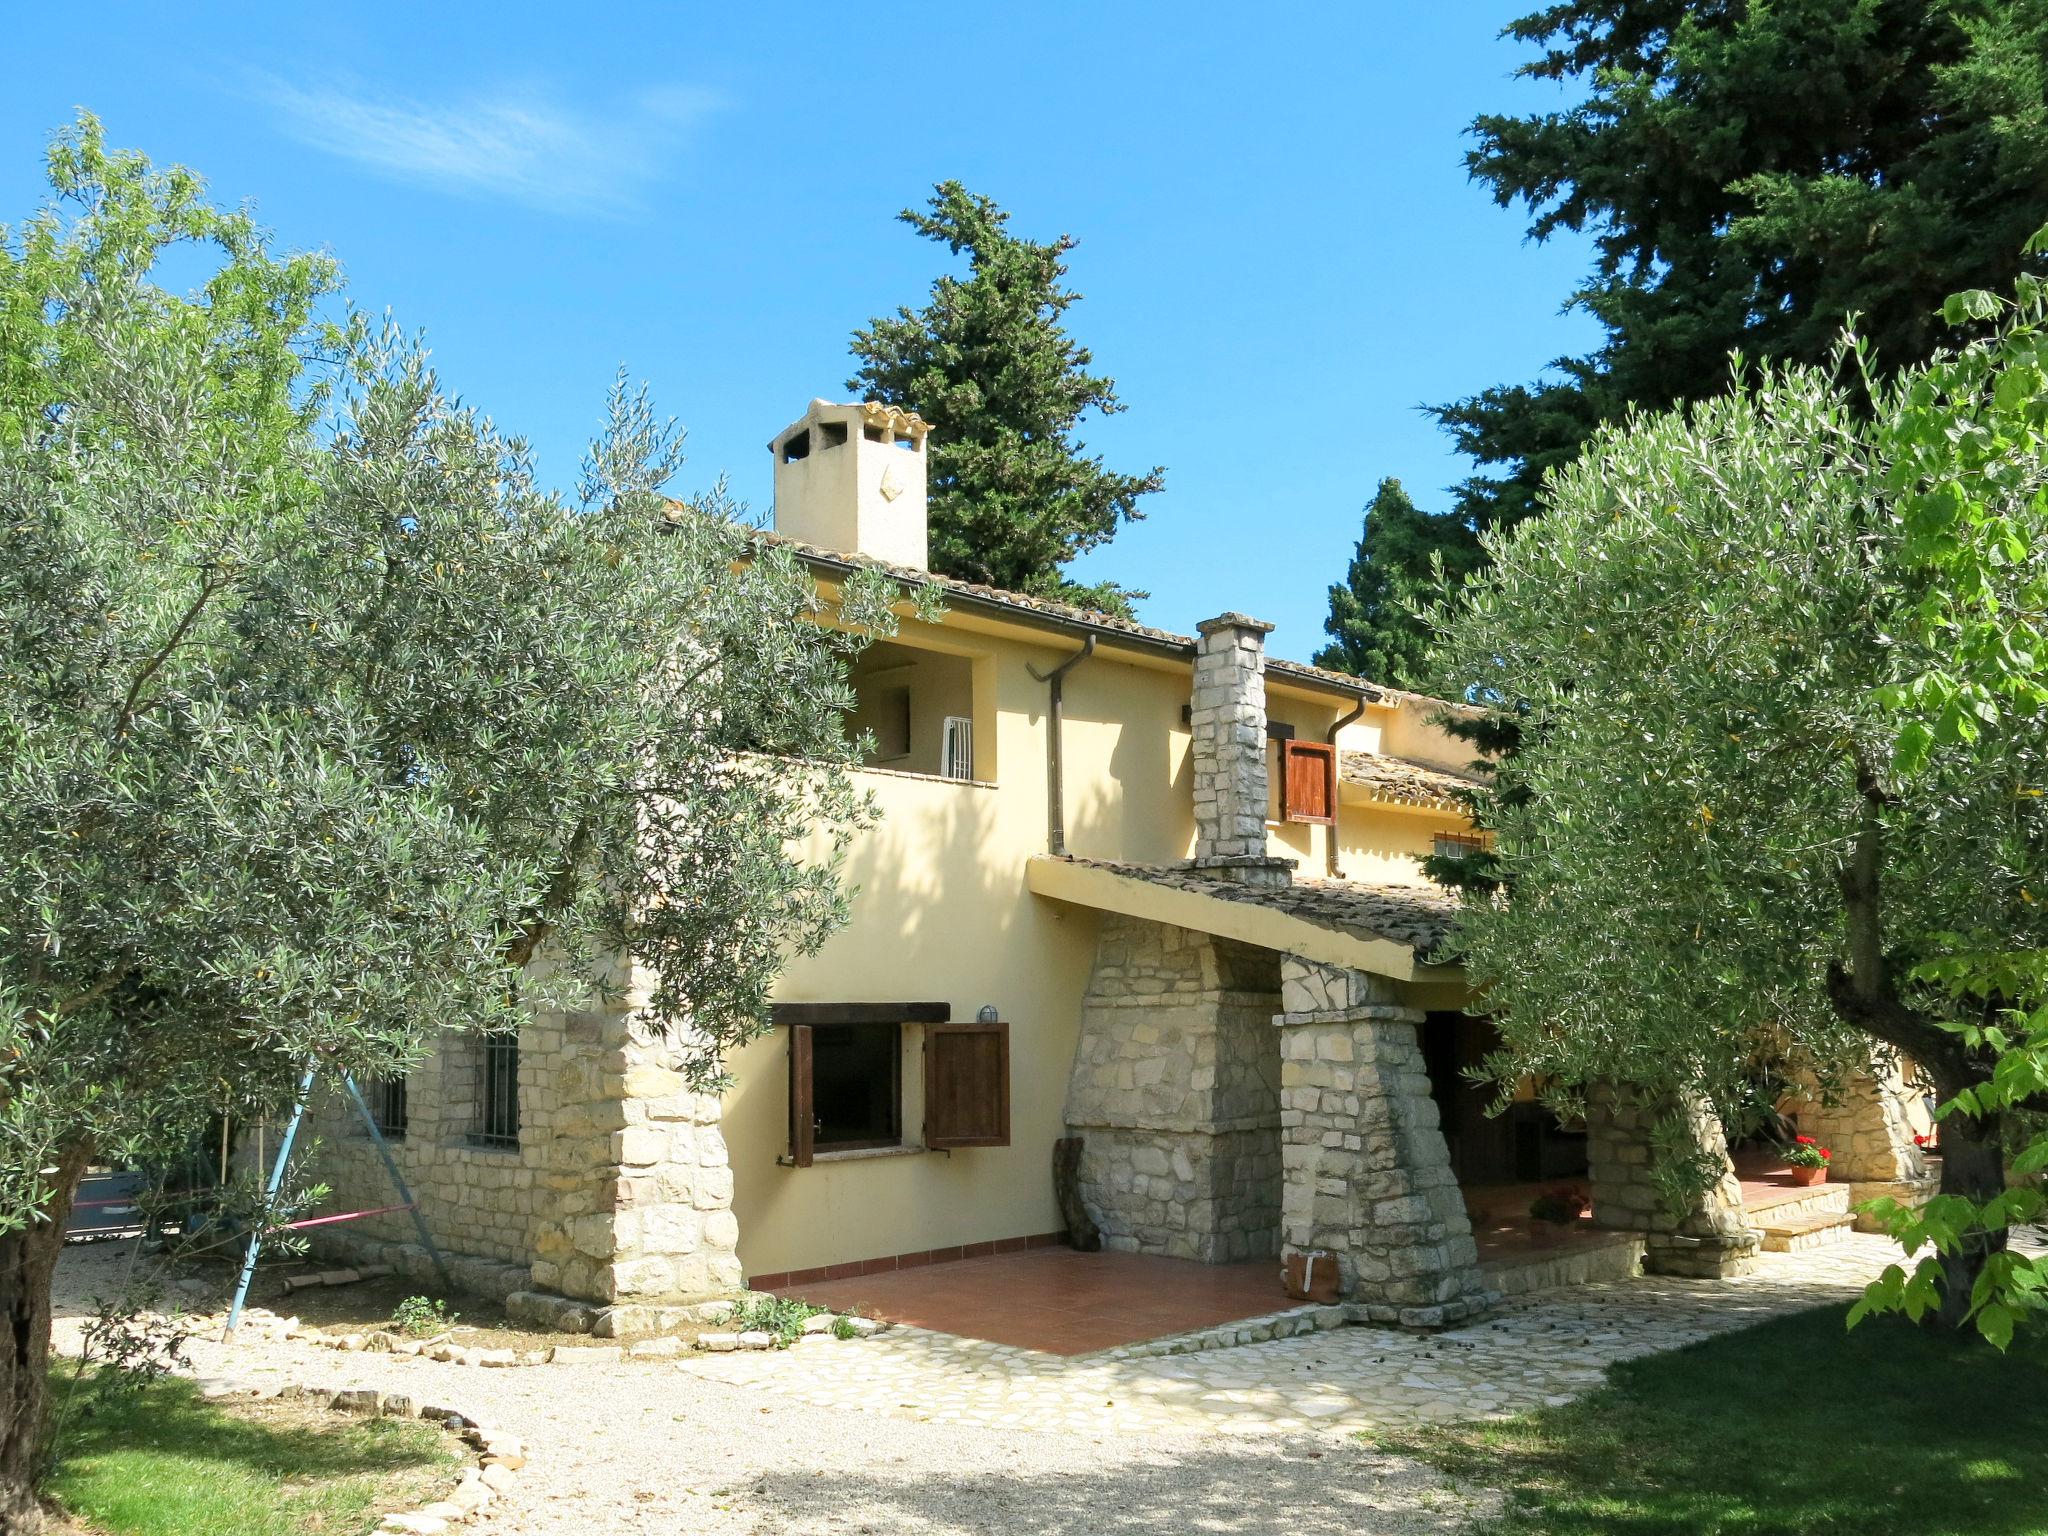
[1431, 334, 2048, 1339]
[0, 119, 901, 1529]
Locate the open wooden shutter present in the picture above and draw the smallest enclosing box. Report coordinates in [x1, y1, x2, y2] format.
[788, 1024, 815, 1167]
[923, 1022, 1010, 1149]
[1280, 740, 1336, 824]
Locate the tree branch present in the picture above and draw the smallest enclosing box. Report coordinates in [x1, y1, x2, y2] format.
[503, 820, 591, 970]
[113, 568, 228, 738]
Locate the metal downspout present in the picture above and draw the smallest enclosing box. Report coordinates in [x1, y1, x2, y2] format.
[1325, 696, 1368, 876]
[1028, 635, 1096, 855]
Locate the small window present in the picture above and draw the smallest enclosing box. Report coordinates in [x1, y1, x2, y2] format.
[368, 1075, 408, 1140]
[941, 716, 974, 781]
[471, 1030, 520, 1148]
[1279, 740, 1337, 824]
[893, 431, 918, 450]
[788, 1022, 901, 1163]
[819, 421, 848, 449]
[1434, 831, 1488, 861]
[781, 429, 811, 463]
[862, 422, 887, 443]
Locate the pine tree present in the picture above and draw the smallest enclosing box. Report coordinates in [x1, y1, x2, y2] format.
[848, 183, 1163, 617]
[1360, 2, 2048, 633]
[1314, 478, 1483, 688]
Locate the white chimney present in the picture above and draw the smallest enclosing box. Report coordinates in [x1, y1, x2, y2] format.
[769, 399, 930, 570]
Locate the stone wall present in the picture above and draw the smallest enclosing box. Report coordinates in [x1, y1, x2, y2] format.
[1063, 915, 1283, 1261]
[304, 954, 741, 1318]
[1584, 1081, 1758, 1278]
[1787, 1053, 1929, 1187]
[301, 1016, 565, 1272]
[1276, 959, 1495, 1328]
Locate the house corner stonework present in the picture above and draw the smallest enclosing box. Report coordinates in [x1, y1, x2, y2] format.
[527, 974, 742, 1326]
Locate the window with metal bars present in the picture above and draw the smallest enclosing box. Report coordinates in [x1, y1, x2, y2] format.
[471, 1031, 520, 1148]
[367, 1075, 408, 1140]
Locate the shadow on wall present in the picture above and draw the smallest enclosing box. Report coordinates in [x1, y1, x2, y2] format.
[1059, 656, 1196, 867]
[739, 1439, 1489, 1535]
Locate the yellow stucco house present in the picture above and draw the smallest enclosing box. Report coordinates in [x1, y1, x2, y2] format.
[303, 399, 1935, 1336]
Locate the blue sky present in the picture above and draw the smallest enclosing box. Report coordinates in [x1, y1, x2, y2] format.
[1, 3, 1599, 663]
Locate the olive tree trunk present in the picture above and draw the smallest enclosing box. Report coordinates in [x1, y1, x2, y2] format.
[0, 1149, 88, 1536]
[1931, 1110, 2008, 1332]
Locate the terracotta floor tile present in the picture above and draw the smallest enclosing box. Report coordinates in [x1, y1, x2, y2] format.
[775, 1249, 1288, 1354]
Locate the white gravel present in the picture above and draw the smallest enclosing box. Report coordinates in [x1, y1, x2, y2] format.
[49, 1242, 1493, 1535]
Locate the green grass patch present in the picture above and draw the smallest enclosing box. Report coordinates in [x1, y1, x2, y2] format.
[43, 1370, 460, 1536]
[1377, 1303, 2048, 1536]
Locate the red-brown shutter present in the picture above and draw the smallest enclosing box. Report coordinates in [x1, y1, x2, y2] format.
[923, 1022, 1010, 1149]
[1280, 740, 1336, 824]
[788, 1024, 815, 1167]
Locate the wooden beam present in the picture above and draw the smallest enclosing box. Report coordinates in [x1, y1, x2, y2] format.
[770, 1001, 952, 1027]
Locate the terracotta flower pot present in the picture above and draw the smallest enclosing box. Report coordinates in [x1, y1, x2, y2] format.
[1789, 1164, 1827, 1187]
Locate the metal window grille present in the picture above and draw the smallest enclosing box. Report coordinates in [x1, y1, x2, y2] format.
[941, 716, 974, 781]
[472, 1032, 521, 1148]
[1433, 831, 1487, 861]
[368, 1075, 409, 1140]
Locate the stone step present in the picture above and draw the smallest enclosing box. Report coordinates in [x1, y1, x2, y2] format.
[1757, 1211, 1857, 1253]
[1744, 1183, 1851, 1225]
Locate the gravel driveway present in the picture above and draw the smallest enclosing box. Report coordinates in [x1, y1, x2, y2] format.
[49, 1243, 1491, 1536]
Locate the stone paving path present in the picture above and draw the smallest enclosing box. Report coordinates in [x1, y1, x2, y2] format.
[680, 1234, 1911, 1436]
[51, 1233, 1946, 1534]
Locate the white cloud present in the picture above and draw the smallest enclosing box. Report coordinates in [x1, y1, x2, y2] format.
[256, 74, 722, 217]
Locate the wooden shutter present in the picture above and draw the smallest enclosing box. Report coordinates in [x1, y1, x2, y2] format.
[788, 1024, 815, 1167]
[923, 1022, 1010, 1149]
[1280, 740, 1336, 824]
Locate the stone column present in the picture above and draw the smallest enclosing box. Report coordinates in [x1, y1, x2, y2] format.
[1787, 1052, 1933, 1229]
[1788, 1056, 1929, 1185]
[1584, 1082, 1758, 1279]
[1189, 613, 1291, 888]
[1063, 916, 1283, 1261]
[521, 956, 743, 1336]
[1276, 959, 1496, 1328]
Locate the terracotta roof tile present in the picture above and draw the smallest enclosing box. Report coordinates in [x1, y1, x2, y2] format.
[1059, 857, 1460, 959]
[1338, 752, 1489, 812]
[735, 525, 1391, 701]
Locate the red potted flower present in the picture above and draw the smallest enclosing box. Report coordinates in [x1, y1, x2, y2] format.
[1784, 1134, 1831, 1186]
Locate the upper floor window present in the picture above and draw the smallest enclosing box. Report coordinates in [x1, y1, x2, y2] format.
[845, 639, 984, 781]
[1278, 740, 1337, 824]
[1434, 830, 1488, 861]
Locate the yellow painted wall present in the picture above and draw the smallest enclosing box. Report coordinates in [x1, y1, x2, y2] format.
[728, 612, 1482, 1278]
[732, 619, 1205, 1277]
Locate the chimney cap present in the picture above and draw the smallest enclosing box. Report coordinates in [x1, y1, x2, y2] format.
[1196, 611, 1277, 637]
[768, 398, 930, 453]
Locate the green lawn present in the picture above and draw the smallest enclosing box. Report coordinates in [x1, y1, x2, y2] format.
[43, 1372, 460, 1536]
[1378, 1304, 2048, 1536]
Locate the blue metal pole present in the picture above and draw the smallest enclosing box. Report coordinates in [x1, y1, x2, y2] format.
[225, 1063, 316, 1335]
[341, 1072, 453, 1293]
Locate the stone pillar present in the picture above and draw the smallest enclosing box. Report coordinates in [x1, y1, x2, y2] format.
[1786, 1052, 1933, 1229]
[523, 956, 743, 1335]
[1585, 1082, 1758, 1279]
[1063, 916, 1283, 1261]
[1788, 1056, 1929, 1185]
[1189, 613, 1291, 888]
[1276, 959, 1496, 1328]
